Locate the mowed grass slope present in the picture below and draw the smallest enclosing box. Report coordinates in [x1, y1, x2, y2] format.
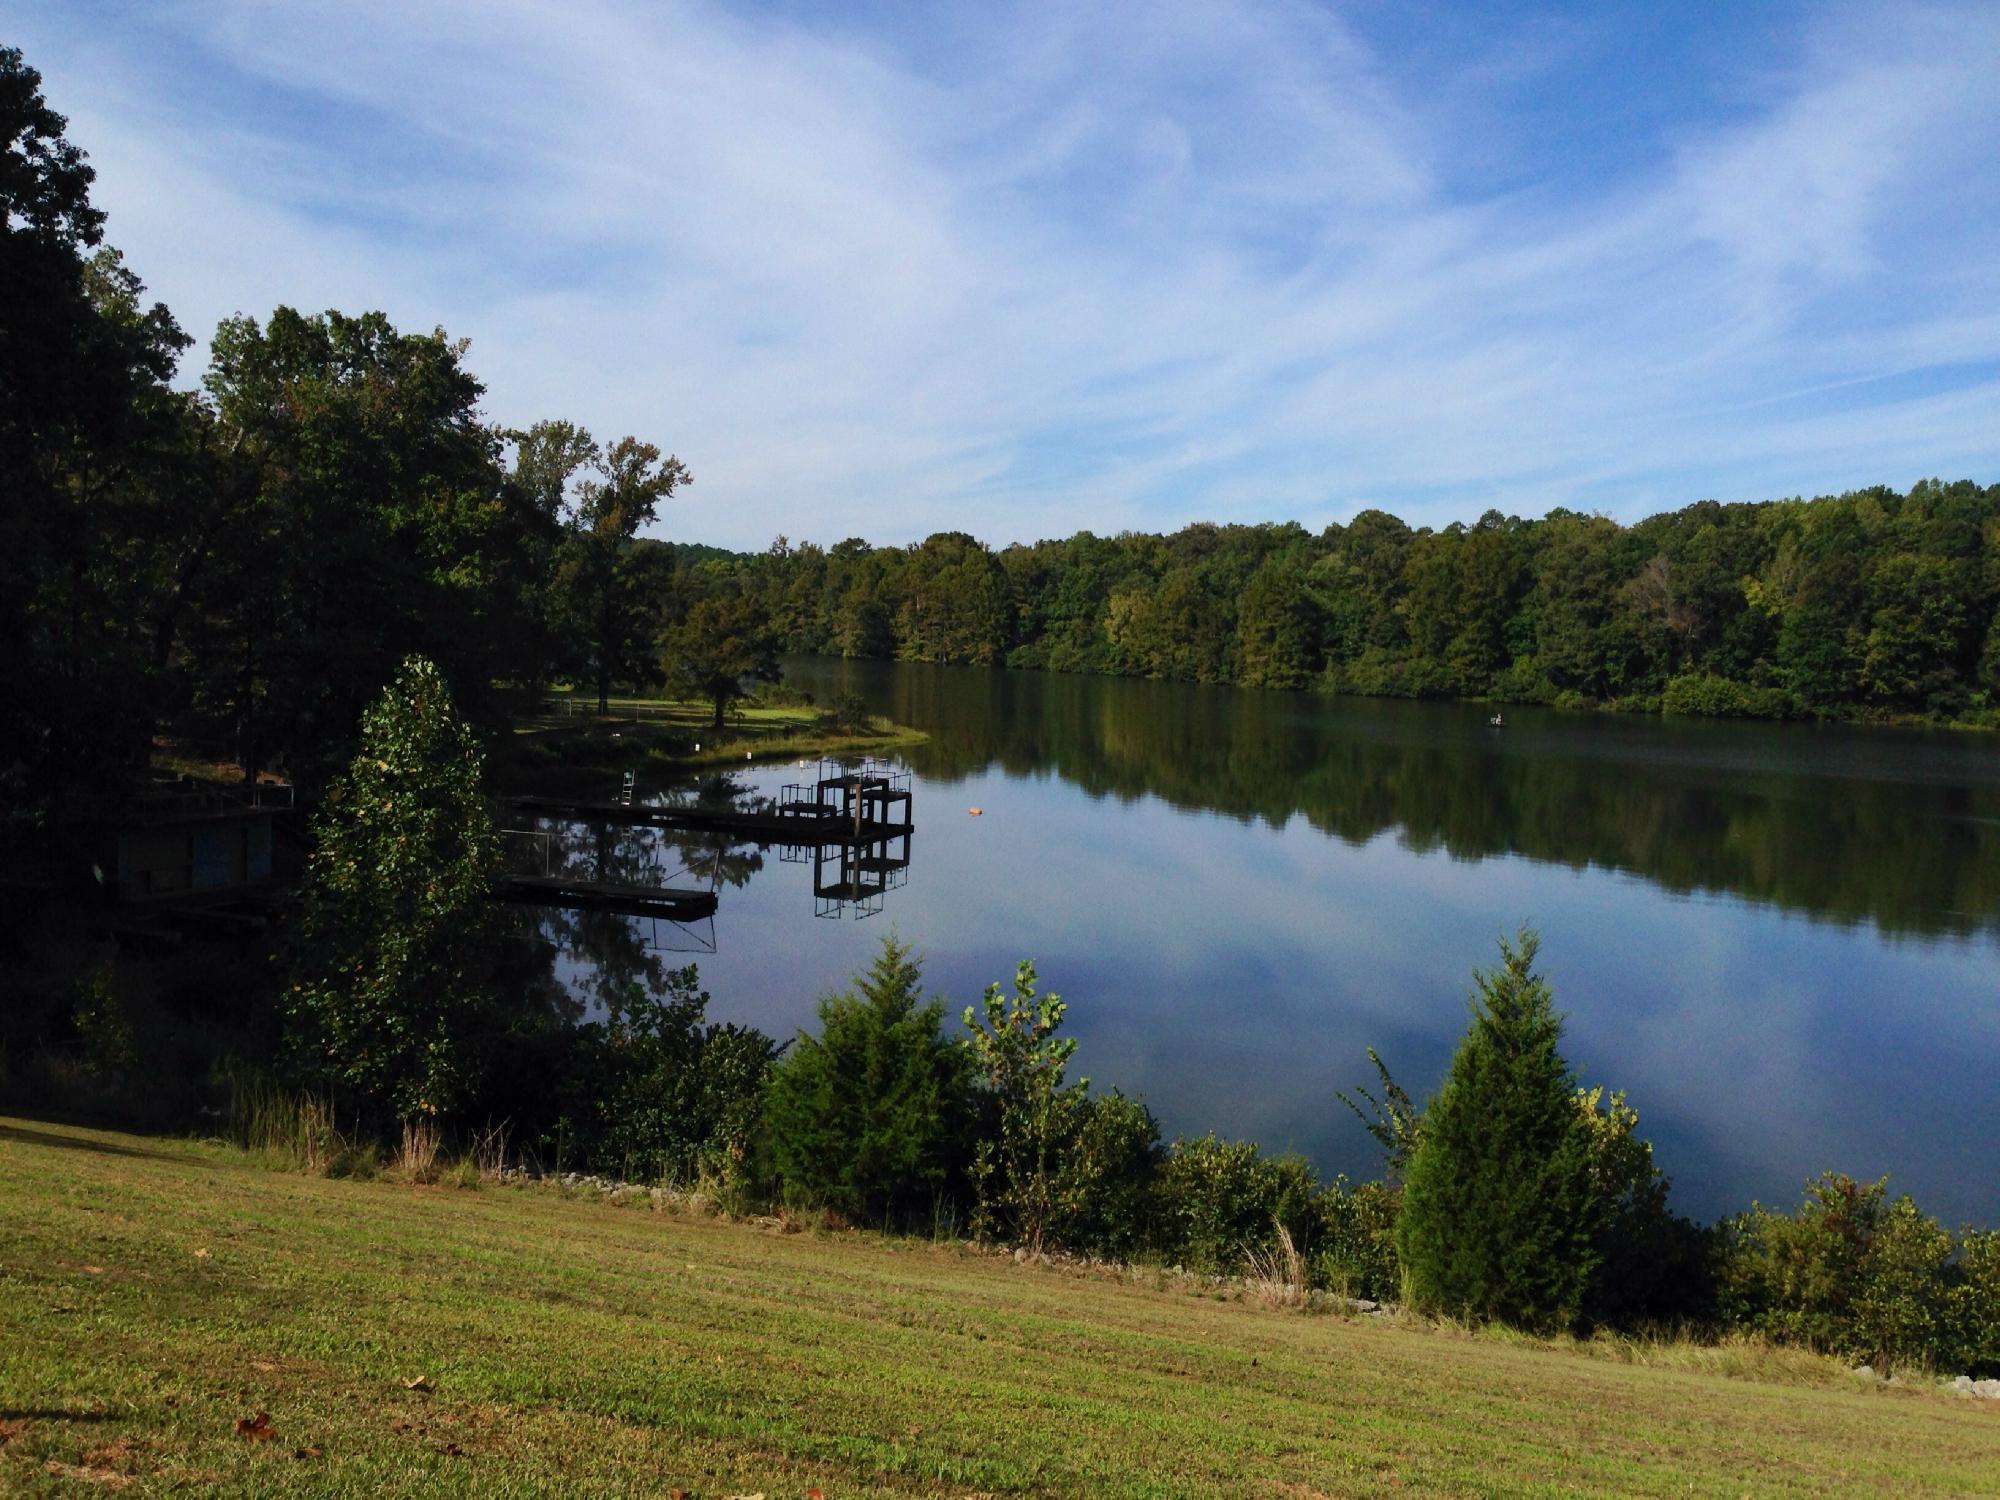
[2, 1118, 1995, 1497]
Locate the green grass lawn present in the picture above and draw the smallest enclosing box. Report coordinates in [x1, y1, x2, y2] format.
[514, 693, 927, 783]
[3, 1117, 1995, 1497]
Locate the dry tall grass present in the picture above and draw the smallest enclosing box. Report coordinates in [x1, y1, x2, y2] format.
[227, 1071, 363, 1177]
[470, 1121, 511, 1182]
[1244, 1219, 1307, 1308]
[396, 1118, 442, 1183]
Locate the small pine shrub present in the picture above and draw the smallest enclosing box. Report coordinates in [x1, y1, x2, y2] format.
[1397, 930, 1601, 1330]
[763, 936, 975, 1227]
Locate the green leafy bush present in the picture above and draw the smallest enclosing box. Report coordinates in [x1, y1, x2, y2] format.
[1154, 1134, 1319, 1276]
[1717, 1173, 1997, 1373]
[827, 690, 873, 733]
[961, 960, 1089, 1253]
[763, 937, 975, 1226]
[590, 966, 780, 1187]
[1661, 673, 1791, 719]
[1312, 1179, 1402, 1301]
[1050, 1089, 1163, 1259]
[1576, 1086, 1716, 1327]
[1949, 1231, 2000, 1377]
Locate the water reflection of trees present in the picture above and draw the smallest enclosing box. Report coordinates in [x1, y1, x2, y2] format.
[802, 659, 2000, 939]
[517, 810, 767, 1009]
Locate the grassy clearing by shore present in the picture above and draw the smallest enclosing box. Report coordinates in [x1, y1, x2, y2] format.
[512, 691, 927, 783]
[4, 1118, 1997, 1496]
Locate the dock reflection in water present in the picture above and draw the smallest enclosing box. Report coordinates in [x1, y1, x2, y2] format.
[502, 757, 918, 984]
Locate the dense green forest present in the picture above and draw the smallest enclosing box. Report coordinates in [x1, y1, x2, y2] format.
[720, 486, 2000, 724]
[0, 45, 769, 834]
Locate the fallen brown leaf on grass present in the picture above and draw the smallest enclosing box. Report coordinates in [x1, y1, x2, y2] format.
[402, 1374, 433, 1391]
[192, 1247, 210, 1259]
[83, 1265, 104, 1274]
[293, 1446, 322, 1460]
[233, 1412, 277, 1441]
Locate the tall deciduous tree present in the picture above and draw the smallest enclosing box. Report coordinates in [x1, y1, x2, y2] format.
[284, 656, 505, 1126]
[662, 587, 781, 729]
[196, 307, 527, 789]
[572, 436, 690, 712]
[1, 48, 191, 824]
[1397, 929, 1602, 1330]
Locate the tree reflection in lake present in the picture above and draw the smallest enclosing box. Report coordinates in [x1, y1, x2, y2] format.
[792, 657, 2000, 940]
[517, 792, 767, 1006]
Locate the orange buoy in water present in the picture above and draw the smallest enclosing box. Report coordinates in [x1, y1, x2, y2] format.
[968, 806, 983, 816]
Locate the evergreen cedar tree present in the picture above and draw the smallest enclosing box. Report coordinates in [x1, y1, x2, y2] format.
[763, 936, 973, 1224]
[284, 656, 507, 1126]
[1396, 929, 1602, 1330]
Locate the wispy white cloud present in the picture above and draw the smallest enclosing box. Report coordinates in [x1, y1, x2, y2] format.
[16, 0, 2000, 547]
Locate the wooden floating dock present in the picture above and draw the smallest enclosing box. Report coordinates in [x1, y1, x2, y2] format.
[500, 794, 913, 847]
[496, 872, 719, 921]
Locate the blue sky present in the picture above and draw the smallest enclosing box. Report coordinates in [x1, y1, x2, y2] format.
[17, 1, 2000, 549]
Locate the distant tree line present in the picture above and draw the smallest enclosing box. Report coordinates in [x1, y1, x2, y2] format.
[722, 483, 2000, 724]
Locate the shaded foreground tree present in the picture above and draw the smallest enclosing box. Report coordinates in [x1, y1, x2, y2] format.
[1, 46, 192, 826]
[1397, 929, 1601, 1329]
[283, 657, 507, 1126]
[762, 936, 974, 1225]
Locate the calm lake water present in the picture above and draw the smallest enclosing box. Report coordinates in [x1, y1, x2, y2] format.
[542, 657, 2000, 1226]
